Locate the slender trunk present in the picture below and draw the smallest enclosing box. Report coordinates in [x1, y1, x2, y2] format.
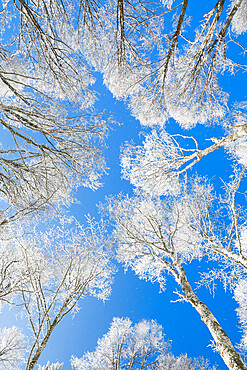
[26, 318, 59, 370]
[176, 264, 246, 370]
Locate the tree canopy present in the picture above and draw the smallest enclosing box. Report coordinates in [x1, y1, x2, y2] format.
[71, 317, 215, 369]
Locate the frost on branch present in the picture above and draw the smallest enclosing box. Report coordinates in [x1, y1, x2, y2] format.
[135, 25, 229, 128]
[0, 326, 25, 369]
[157, 354, 216, 369]
[71, 317, 168, 369]
[121, 104, 247, 198]
[233, 227, 247, 352]
[234, 280, 247, 352]
[107, 177, 215, 289]
[224, 102, 247, 166]
[0, 217, 114, 368]
[0, 109, 108, 221]
[78, 0, 241, 128]
[128, 83, 169, 128]
[120, 130, 201, 196]
[79, 0, 163, 87]
[10, 217, 114, 307]
[106, 172, 247, 369]
[79, 0, 168, 126]
[38, 361, 63, 370]
[161, 0, 176, 9]
[162, 45, 228, 128]
[0, 1, 108, 222]
[125, 44, 228, 128]
[1, 1, 95, 108]
[71, 317, 215, 369]
[231, 0, 247, 35]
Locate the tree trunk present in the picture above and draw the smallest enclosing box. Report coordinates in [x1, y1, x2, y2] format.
[26, 318, 59, 370]
[176, 264, 246, 370]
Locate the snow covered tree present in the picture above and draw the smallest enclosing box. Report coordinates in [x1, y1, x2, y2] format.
[106, 172, 247, 369]
[0, 0, 245, 224]
[0, 326, 26, 369]
[120, 102, 247, 197]
[0, 0, 108, 224]
[78, 0, 246, 127]
[0, 217, 114, 370]
[115, 95, 247, 370]
[71, 317, 215, 369]
[38, 362, 64, 370]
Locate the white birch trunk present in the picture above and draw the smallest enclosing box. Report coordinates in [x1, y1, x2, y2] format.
[176, 264, 247, 370]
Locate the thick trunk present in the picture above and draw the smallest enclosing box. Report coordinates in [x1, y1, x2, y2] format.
[176, 264, 246, 370]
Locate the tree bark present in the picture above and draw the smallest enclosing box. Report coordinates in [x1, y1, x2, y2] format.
[26, 317, 59, 370]
[175, 264, 247, 370]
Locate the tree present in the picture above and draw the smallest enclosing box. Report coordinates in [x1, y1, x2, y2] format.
[105, 37, 246, 367]
[0, 0, 108, 223]
[106, 171, 247, 369]
[38, 362, 64, 370]
[0, 326, 26, 369]
[79, 0, 246, 127]
[120, 103, 247, 197]
[0, 217, 114, 370]
[71, 317, 215, 369]
[4, 0, 245, 135]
